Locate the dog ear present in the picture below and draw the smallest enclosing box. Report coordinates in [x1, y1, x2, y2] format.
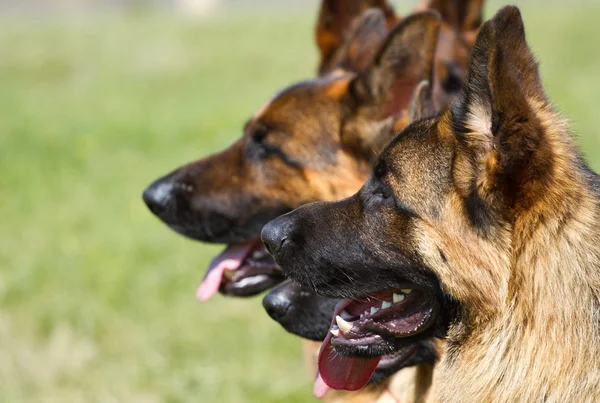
[338, 12, 440, 159]
[332, 9, 389, 73]
[410, 80, 436, 121]
[451, 6, 550, 204]
[316, 0, 396, 75]
[453, 6, 545, 142]
[350, 11, 441, 119]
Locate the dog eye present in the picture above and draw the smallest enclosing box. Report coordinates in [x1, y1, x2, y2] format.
[252, 127, 269, 143]
[374, 160, 387, 179]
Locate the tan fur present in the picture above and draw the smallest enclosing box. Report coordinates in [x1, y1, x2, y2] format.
[414, 46, 600, 403]
[340, 7, 600, 401]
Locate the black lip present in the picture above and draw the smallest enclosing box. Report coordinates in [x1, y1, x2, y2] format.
[377, 345, 419, 369]
[367, 340, 438, 384]
[168, 222, 256, 245]
[220, 273, 285, 297]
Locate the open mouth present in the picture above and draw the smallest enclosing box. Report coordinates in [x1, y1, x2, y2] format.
[317, 286, 436, 391]
[196, 237, 285, 301]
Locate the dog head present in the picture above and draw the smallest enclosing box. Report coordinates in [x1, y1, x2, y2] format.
[143, 10, 441, 300]
[263, 6, 554, 390]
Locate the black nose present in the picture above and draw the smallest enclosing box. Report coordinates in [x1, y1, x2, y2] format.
[142, 179, 175, 216]
[262, 289, 292, 321]
[261, 215, 292, 258]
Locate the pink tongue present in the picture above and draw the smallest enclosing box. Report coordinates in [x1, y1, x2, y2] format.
[313, 372, 330, 399]
[195, 243, 254, 301]
[318, 332, 381, 391]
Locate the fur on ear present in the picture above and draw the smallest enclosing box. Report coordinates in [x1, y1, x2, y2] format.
[350, 10, 441, 119]
[410, 80, 436, 121]
[315, 0, 396, 75]
[452, 6, 544, 144]
[332, 9, 389, 73]
[451, 6, 554, 211]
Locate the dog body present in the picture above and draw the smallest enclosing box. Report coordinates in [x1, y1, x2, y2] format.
[263, 6, 600, 401]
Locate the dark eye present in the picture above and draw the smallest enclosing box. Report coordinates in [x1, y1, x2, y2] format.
[374, 160, 387, 179]
[252, 126, 268, 143]
[246, 126, 272, 160]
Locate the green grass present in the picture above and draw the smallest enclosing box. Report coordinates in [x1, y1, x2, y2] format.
[0, 2, 599, 402]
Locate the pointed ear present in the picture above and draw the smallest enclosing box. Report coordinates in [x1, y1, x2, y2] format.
[316, 0, 396, 75]
[492, 6, 544, 99]
[333, 9, 388, 73]
[410, 80, 436, 121]
[350, 11, 441, 118]
[452, 6, 545, 142]
[451, 5, 553, 210]
[422, 0, 484, 33]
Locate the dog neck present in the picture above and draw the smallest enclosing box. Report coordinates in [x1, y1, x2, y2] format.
[438, 105, 600, 401]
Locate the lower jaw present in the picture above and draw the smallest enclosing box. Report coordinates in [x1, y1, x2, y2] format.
[331, 334, 395, 358]
[368, 344, 429, 383]
[220, 273, 285, 297]
[377, 344, 420, 369]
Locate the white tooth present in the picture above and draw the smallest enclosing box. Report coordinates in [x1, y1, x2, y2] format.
[401, 288, 412, 294]
[340, 310, 353, 320]
[381, 301, 392, 309]
[330, 328, 340, 337]
[364, 310, 369, 317]
[360, 313, 364, 319]
[393, 293, 405, 303]
[370, 307, 380, 315]
[336, 315, 354, 333]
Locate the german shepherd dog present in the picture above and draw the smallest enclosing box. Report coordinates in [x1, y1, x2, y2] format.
[262, 81, 440, 401]
[263, 5, 600, 401]
[143, 1, 483, 400]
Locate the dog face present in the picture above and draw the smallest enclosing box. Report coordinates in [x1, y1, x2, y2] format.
[263, 6, 552, 391]
[143, 11, 441, 299]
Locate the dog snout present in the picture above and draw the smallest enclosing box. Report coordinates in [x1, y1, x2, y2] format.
[262, 288, 292, 321]
[261, 215, 293, 258]
[143, 178, 174, 216]
[143, 174, 193, 217]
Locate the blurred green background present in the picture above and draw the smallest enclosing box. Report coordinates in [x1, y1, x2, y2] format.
[1, 0, 599, 402]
